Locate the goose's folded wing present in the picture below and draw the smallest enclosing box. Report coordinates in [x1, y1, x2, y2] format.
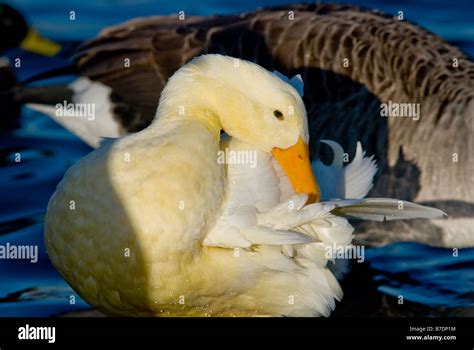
[331, 198, 447, 221]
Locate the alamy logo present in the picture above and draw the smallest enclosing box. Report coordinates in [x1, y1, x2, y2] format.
[380, 100, 420, 121]
[0, 243, 38, 263]
[55, 100, 95, 120]
[18, 324, 56, 343]
[217, 149, 257, 168]
[324, 243, 365, 263]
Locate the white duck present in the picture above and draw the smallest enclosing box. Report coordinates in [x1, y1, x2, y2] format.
[44, 55, 444, 317]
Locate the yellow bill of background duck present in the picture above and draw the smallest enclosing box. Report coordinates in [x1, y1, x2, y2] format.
[20, 28, 62, 56]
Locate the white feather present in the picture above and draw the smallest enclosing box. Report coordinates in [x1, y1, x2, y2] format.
[272, 71, 304, 96]
[26, 77, 121, 147]
[343, 142, 378, 198]
[313, 140, 344, 199]
[332, 198, 447, 221]
[223, 138, 281, 212]
[242, 226, 315, 245]
[313, 140, 377, 200]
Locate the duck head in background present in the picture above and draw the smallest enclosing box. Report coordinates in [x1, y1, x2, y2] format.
[0, 3, 61, 56]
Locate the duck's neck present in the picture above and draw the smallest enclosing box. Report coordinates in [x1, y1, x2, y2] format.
[150, 75, 225, 142]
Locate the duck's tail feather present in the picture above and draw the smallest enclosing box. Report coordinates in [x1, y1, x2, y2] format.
[331, 198, 447, 221]
[313, 140, 377, 200]
[342, 142, 378, 199]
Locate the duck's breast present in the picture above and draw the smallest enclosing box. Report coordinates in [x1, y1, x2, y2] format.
[44, 121, 225, 315]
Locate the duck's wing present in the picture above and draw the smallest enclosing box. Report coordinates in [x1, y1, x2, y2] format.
[204, 138, 318, 248]
[217, 137, 281, 213]
[202, 139, 353, 250]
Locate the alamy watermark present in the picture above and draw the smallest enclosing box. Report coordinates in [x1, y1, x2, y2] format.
[0, 243, 38, 263]
[18, 324, 55, 343]
[380, 100, 420, 121]
[55, 101, 95, 121]
[217, 149, 257, 168]
[325, 243, 365, 263]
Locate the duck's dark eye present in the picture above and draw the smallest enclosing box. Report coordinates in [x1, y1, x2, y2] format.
[273, 110, 284, 120]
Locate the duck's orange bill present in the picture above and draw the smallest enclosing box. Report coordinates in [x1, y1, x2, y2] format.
[272, 137, 320, 204]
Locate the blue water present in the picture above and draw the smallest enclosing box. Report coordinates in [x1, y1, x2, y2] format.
[366, 244, 474, 309]
[1, 0, 473, 316]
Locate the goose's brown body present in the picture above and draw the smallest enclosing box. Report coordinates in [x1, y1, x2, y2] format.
[74, 4, 473, 246]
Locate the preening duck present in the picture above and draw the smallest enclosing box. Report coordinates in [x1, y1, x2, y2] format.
[44, 55, 444, 316]
[17, 4, 472, 248]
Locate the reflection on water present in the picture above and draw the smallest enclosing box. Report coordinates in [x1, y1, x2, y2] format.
[0, 0, 473, 317]
[0, 110, 92, 316]
[367, 244, 474, 313]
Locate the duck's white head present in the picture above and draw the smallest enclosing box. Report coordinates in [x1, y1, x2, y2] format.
[156, 54, 320, 202]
